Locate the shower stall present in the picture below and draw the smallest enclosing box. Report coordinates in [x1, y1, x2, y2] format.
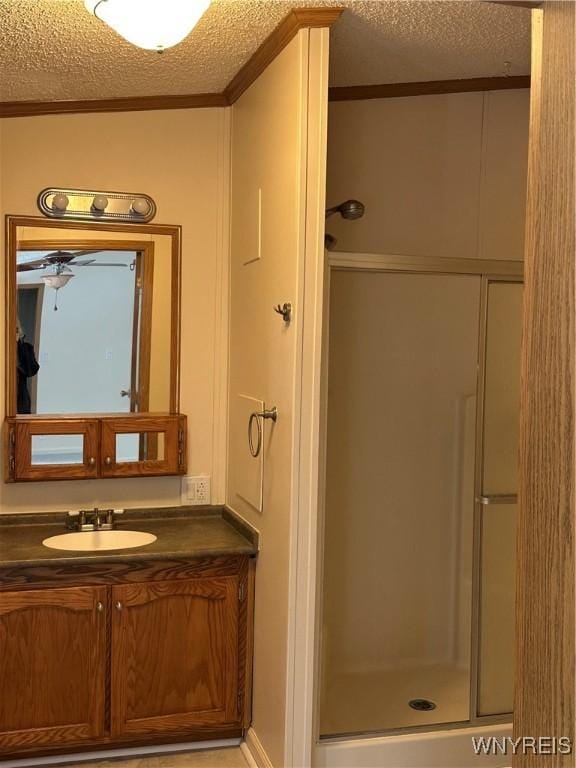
[317, 251, 522, 764]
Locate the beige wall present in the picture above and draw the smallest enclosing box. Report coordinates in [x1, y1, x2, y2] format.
[227, 28, 327, 768]
[0, 107, 230, 512]
[326, 89, 529, 260]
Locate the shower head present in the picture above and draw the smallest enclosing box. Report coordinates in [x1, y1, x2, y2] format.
[325, 199, 365, 220]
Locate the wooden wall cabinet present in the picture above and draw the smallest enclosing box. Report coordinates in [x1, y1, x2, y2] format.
[4, 414, 187, 482]
[0, 555, 254, 758]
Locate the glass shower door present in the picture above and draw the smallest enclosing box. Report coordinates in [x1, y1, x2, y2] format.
[319, 267, 523, 738]
[320, 269, 481, 736]
[476, 280, 523, 717]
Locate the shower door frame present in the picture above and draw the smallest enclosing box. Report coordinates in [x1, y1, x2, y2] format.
[315, 250, 524, 745]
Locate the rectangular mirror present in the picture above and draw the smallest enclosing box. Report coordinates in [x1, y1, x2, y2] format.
[116, 432, 166, 463]
[6, 216, 181, 418]
[31, 434, 84, 465]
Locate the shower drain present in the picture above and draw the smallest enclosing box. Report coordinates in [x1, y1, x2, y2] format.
[408, 698, 437, 711]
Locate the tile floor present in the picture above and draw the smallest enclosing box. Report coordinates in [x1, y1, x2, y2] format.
[63, 747, 249, 768]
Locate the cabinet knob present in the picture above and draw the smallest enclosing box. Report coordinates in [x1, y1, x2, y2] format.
[88, 457, 96, 467]
[115, 601, 123, 611]
[105, 456, 112, 466]
[96, 601, 104, 612]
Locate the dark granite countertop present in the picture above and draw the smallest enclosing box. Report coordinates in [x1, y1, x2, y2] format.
[0, 506, 258, 568]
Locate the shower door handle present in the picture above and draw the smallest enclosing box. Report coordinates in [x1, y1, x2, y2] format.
[476, 494, 518, 505]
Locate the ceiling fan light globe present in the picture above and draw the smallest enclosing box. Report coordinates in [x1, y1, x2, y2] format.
[84, 0, 211, 51]
[42, 273, 74, 290]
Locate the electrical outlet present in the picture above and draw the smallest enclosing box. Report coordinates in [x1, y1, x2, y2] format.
[183, 475, 211, 506]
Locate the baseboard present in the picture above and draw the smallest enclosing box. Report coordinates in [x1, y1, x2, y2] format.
[243, 728, 274, 768]
[0, 738, 241, 767]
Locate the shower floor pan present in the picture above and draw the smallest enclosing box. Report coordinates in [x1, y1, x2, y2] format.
[320, 663, 470, 737]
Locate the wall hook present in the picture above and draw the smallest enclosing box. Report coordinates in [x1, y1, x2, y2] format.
[274, 302, 292, 323]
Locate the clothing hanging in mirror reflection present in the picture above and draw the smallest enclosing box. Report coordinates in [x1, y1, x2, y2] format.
[17, 336, 39, 414]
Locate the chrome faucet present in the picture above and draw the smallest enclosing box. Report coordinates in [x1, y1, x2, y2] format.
[68, 508, 124, 531]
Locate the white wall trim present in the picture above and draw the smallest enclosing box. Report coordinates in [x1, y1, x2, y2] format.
[244, 728, 274, 768]
[211, 106, 232, 504]
[314, 724, 513, 768]
[284, 26, 330, 768]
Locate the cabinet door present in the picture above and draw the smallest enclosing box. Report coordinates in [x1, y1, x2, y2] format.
[111, 577, 239, 737]
[100, 415, 186, 478]
[0, 586, 107, 752]
[7, 418, 100, 482]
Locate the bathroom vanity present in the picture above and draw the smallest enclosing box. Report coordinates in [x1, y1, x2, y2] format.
[0, 506, 257, 759]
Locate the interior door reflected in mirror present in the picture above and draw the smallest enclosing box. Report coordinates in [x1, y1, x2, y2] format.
[7, 219, 180, 418]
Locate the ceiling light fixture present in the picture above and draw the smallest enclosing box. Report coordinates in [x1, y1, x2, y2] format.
[84, 0, 211, 52]
[42, 270, 75, 311]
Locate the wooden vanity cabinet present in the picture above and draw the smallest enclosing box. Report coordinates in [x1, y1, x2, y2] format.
[0, 555, 254, 758]
[0, 586, 107, 752]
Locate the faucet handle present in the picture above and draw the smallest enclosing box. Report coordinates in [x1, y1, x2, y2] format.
[67, 510, 87, 530]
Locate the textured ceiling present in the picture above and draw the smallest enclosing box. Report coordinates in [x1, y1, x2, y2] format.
[0, 1, 531, 103]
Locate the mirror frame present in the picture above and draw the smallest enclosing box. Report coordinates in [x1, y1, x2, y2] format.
[5, 215, 182, 419]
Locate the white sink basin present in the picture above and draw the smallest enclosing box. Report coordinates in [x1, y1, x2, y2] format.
[42, 530, 157, 552]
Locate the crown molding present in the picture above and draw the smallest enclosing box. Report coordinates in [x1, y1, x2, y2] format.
[0, 7, 345, 119]
[329, 76, 531, 102]
[0, 92, 229, 119]
[224, 7, 344, 104]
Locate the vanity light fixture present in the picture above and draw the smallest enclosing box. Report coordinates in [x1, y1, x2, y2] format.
[38, 188, 157, 223]
[84, 0, 211, 52]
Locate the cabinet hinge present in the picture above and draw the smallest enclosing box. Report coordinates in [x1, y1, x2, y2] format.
[178, 428, 186, 469]
[238, 581, 246, 602]
[8, 428, 16, 478]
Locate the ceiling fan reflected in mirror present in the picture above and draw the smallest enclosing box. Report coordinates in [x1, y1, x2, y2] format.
[17, 250, 130, 311]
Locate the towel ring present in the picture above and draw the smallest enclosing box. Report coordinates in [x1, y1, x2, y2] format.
[248, 407, 278, 458]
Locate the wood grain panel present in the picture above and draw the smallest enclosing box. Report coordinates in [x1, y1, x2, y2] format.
[0, 586, 106, 751]
[329, 76, 531, 102]
[111, 576, 239, 736]
[514, 4, 575, 766]
[0, 555, 249, 591]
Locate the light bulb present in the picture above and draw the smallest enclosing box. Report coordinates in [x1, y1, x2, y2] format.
[131, 197, 150, 216]
[52, 193, 69, 211]
[92, 194, 109, 211]
[84, 0, 211, 51]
